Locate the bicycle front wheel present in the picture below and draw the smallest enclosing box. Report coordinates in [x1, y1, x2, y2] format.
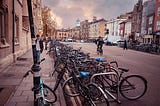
[43, 84, 57, 103]
[86, 83, 109, 106]
[119, 75, 147, 100]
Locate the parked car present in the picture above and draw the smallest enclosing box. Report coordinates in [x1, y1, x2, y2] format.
[104, 41, 113, 46]
[65, 39, 76, 42]
[117, 40, 124, 47]
[104, 40, 117, 46]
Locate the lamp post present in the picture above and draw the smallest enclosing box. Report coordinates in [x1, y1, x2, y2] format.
[27, 0, 41, 105]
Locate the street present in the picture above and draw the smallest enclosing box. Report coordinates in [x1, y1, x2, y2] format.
[66, 42, 160, 106]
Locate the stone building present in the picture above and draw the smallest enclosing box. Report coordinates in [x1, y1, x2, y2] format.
[80, 20, 89, 40]
[56, 29, 70, 40]
[0, 0, 42, 68]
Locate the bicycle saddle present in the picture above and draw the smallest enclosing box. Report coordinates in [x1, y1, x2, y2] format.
[95, 57, 106, 62]
[118, 68, 129, 72]
[80, 71, 90, 77]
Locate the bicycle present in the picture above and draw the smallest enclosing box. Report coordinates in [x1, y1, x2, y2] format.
[80, 57, 147, 102]
[93, 63, 147, 101]
[47, 42, 110, 105]
[97, 46, 103, 55]
[23, 58, 57, 105]
[63, 70, 109, 106]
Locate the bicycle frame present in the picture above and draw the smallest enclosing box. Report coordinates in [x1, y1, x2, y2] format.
[34, 78, 47, 105]
[90, 72, 120, 103]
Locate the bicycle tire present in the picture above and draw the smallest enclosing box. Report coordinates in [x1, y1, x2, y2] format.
[62, 76, 80, 97]
[119, 75, 147, 100]
[86, 83, 109, 106]
[43, 84, 57, 103]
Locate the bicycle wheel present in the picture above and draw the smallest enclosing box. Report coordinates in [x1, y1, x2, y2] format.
[43, 84, 57, 103]
[62, 77, 80, 97]
[119, 75, 147, 100]
[100, 49, 103, 56]
[86, 83, 109, 106]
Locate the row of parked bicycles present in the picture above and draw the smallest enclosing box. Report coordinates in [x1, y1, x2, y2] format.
[128, 43, 160, 54]
[24, 40, 148, 106]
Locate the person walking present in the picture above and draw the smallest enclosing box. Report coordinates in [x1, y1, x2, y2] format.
[35, 34, 44, 63]
[123, 40, 128, 50]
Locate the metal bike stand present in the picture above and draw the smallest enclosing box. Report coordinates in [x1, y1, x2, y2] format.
[90, 72, 121, 104]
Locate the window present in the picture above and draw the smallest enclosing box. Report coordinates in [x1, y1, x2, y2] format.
[15, 15, 19, 45]
[0, 7, 9, 48]
[156, 21, 160, 30]
[148, 27, 152, 34]
[149, 16, 153, 25]
[158, 7, 160, 16]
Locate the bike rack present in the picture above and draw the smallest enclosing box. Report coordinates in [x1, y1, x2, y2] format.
[90, 72, 121, 104]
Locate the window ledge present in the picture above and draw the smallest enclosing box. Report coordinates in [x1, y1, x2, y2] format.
[22, 27, 29, 32]
[15, 42, 20, 46]
[0, 42, 10, 49]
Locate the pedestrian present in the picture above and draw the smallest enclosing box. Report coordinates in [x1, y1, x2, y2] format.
[96, 36, 104, 54]
[35, 34, 44, 63]
[123, 40, 128, 50]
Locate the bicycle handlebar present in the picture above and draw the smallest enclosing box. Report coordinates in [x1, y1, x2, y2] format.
[23, 58, 45, 78]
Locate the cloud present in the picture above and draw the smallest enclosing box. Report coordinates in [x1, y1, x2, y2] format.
[42, 0, 139, 28]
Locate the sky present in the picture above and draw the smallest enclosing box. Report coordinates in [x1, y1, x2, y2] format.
[42, 0, 146, 28]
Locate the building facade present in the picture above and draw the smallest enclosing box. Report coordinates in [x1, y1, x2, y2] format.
[80, 20, 89, 40]
[131, 0, 143, 40]
[141, 0, 156, 44]
[153, 0, 160, 44]
[89, 17, 106, 39]
[56, 29, 70, 40]
[105, 18, 126, 43]
[120, 19, 132, 40]
[0, 0, 43, 68]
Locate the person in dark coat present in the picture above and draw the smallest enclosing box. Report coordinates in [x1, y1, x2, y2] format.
[123, 40, 128, 50]
[96, 36, 104, 53]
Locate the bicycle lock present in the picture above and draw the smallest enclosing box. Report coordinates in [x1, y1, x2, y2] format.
[27, 0, 41, 105]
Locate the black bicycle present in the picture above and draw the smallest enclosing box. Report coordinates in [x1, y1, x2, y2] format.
[94, 65, 148, 100]
[62, 57, 109, 106]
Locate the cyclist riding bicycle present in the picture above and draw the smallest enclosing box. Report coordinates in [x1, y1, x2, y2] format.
[96, 36, 104, 55]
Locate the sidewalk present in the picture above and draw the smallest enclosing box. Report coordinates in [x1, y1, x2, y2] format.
[0, 50, 66, 106]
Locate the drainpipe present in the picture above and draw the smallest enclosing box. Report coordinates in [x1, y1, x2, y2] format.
[12, 0, 15, 62]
